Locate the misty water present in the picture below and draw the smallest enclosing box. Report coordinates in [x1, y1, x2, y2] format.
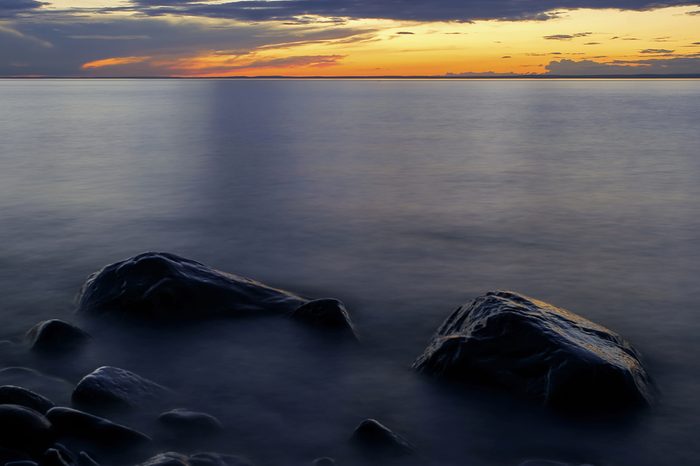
[0, 79, 699, 465]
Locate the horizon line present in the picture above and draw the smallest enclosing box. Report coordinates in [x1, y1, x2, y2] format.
[2, 74, 700, 80]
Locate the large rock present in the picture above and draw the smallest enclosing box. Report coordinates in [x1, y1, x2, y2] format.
[413, 291, 654, 410]
[46, 407, 151, 448]
[26, 320, 90, 352]
[77, 252, 306, 320]
[0, 404, 54, 455]
[0, 386, 54, 414]
[72, 366, 169, 409]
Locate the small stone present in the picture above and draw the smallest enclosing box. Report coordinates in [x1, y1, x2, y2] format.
[312, 458, 336, 466]
[351, 419, 414, 455]
[77, 452, 101, 466]
[158, 409, 224, 434]
[291, 299, 357, 338]
[0, 404, 54, 456]
[26, 320, 90, 352]
[72, 366, 169, 409]
[0, 385, 54, 414]
[46, 407, 151, 449]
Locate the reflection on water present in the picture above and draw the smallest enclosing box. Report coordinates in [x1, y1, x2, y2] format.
[0, 79, 699, 465]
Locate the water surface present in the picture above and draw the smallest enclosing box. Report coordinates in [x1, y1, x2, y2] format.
[0, 79, 699, 465]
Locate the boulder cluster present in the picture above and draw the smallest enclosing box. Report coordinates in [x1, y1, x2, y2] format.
[0, 252, 655, 465]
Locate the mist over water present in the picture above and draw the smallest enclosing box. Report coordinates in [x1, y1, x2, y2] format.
[0, 79, 699, 465]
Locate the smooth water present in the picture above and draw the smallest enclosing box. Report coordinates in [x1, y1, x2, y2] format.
[0, 79, 699, 465]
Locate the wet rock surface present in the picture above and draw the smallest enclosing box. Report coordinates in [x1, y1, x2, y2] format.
[0, 385, 54, 414]
[25, 320, 90, 352]
[0, 404, 54, 456]
[72, 366, 170, 409]
[291, 299, 357, 338]
[413, 290, 654, 410]
[77, 252, 306, 321]
[138, 452, 254, 466]
[47, 406, 151, 449]
[351, 418, 414, 456]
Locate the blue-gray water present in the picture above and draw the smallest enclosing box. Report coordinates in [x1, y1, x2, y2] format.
[0, 79, 699, 465]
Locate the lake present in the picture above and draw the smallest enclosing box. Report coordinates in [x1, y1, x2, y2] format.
[0, 79, 699, 465]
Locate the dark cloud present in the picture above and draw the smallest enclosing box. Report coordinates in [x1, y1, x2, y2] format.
[640, 48, 675, 53]
[543, 32, 592, 40]
[125, 1, 699, 23]
[546, 57, 700, 75]
[0, 0, 44, 18]
[0, 16, 369, 76]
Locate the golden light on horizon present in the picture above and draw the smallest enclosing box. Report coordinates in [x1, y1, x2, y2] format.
[12, 3, 700, 77]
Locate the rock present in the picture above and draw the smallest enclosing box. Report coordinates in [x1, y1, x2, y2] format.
[188, 453, 254, 466]
[26, 320, 91, 352]
[0, 385, 54, 414]
[6, 462, 39, 466]
[46, 407, 151, 449]
[413, 291, 654, 410]
[311, 458, 336, 466]
[158, 409, 224, 434]
[77, 252, 306, 320]
[0, 368, 73, 405]
[291, 299, 357, 338]
[518, 461, 595, 466]
[138, 453, 253, 466]
[72, 366, 169, 409]
[41, 448, 73, 466]
[0, 404, 54, 456]
[138, 452, 189, 466]
[351, 419, 414, 455]
[77, 452, 100, 466]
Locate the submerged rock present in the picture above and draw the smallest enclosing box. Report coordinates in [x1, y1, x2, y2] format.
[0, 385, 54, 414]
[311, 458, 336, 466]
[46, 407, 151, 448]
[158, 409, 224, 434]
[413, 291, 653, 410]
[72, 366, 169, 409]
[291, 299, 357, 338]
[77, 252, 306, 320]
[351, 418, 414, 455]
[0, 368, 73, 405]
[26, 320, 90, 352]
[0, 404, 54, 455]
[138, 452, 254, 466]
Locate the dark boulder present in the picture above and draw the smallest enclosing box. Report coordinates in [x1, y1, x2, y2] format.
[158, 409, 223, 434]
[138, 453, 253, 466]
[0, 385, 54, 414]
[40, 447, 73, 466]
[77, 252, 306, 320]
[6, 462, 39, 466]
[0, 404, 54, 456]
[26, 320, 90, 352]
[46, 407, 151, 449]
[72, 366, 169, 409]
[291, 299, 357, 338]
[351, 419, 414, 455]
[413, 291, 654, 410]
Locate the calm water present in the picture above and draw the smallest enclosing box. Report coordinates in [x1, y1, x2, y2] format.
[0, 79, 699, 465]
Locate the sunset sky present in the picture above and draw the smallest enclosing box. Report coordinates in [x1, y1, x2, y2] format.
[1, 1, 700, 76]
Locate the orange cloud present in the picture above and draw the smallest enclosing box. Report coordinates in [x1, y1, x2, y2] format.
[81, 56, 150, 70]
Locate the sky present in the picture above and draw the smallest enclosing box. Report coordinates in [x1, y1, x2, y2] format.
[1, 1, 700, 76]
